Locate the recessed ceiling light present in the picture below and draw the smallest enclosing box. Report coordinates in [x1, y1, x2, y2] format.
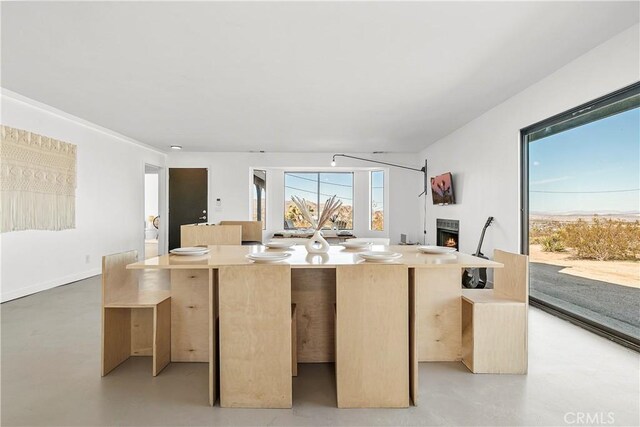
[170, 145, 182, 150]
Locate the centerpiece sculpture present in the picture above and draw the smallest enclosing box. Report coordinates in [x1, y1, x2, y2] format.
[291, 195, 343, 254]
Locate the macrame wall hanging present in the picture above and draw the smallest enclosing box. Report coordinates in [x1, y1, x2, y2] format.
[1, 125, 77, 232]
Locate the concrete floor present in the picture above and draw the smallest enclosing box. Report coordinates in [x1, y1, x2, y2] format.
[1, 275, 639, 426]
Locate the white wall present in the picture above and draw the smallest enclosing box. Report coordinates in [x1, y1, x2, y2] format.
[0, 91, 166, 302]
[167, 152, 424, 244]
[418, 24, 640, 258]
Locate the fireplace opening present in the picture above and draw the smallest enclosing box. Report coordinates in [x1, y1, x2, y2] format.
[436, 219, 459, 251]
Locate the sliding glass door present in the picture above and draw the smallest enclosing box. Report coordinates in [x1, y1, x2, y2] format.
[521, 82, 640, 348]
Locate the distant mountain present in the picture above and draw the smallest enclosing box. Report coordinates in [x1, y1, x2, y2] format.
[531, 210, 640, 216]
[531, 210, 639, 222]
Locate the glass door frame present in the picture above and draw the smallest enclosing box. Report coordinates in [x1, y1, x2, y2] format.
[520, 81, 640, 351]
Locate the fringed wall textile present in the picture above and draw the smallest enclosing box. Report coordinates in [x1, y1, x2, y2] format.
[1, 125, 77, 232]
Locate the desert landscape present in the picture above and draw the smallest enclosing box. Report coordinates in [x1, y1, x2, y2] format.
[529, 213, 640, 288]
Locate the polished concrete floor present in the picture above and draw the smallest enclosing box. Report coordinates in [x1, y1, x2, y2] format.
[1, 275, 639, 426]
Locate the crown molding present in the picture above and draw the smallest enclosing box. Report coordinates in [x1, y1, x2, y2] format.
[1, 88, 167, 156]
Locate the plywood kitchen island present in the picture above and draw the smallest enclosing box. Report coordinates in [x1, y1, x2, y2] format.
[127, 245, 502, 408]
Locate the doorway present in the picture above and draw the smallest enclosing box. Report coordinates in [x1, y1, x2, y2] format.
[144, 164, 161, 259]
[168, 168, 208, 250]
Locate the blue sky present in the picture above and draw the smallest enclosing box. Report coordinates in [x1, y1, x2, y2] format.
[285, 172, 354, 206]
[529, 107, 639, 214]
[371, 170, 384, 212]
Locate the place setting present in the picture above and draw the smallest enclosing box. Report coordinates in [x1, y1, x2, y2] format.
[358, 250, 403, 263]
[417, 245, 457, 255]
[245, 252, 292, 263]
[263, 241, 296, 250]
[339, 241, 373, 251]
[169, 246, 211, 256]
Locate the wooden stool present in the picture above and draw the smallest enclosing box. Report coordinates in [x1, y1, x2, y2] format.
[101, 251, 171, 376]
[461, 250, 528, 374]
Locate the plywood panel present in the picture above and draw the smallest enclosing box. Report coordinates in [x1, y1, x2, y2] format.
[153, 298, 171, 376]
[291, 268, 336, 363]
[131, 308, 153, 356]
[219, 221, 263, 242]
[219, 265, 292, 408]
[101, 307, 131, 376]
[170, 269, 209, 362]
[180, 224, 242, 246]
[102, 251, 138, 305]
[291, 304, 298, 377]
[209, 269, 218, 406]
[471, 303, 527, 374]
[105, 290, 170, 308]
[415, 268, 462, 361]
[336, 264, 409, 408]
[461, 298, 474, 372]
[494, 250, 529, 303]
[409, 269, 418, 406]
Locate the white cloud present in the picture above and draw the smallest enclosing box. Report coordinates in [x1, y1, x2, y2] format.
[531, 176, 574, 185]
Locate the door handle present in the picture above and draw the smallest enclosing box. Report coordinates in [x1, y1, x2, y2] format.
[199, 216, 207, 220]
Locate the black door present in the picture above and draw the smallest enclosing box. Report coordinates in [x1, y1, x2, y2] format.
[169, 168, 208, 250]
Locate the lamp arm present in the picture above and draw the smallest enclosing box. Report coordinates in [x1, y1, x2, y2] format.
[332, 153, 429, 243]
[332, 154, 425, 173]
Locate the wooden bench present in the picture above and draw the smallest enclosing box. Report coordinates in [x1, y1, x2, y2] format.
[101, 251, 171, 376]
[461, 249, 528, 374]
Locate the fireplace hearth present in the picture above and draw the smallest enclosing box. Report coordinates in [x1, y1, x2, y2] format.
[436, 219, 459, 251]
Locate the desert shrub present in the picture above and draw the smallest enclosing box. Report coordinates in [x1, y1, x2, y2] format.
[529, 224, 546, 244]
[561, 218, 640, 261]
[530, 220, 564, 244]
[539, 233, 565, 252]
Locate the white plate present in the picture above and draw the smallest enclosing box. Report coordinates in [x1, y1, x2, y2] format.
[265, 241, 296, 249]
[417, 245, 457, 254]
[359, 251, 402, 262]
[246, 252, 292, 263]
[341, 241, 372, 249]
[170, 247, 210, 256]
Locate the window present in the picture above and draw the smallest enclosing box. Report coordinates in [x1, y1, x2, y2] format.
[371, 170, 384, 231]
[522, 82, 640, 349]
[252, 170, 266, 229]
[284, 172, 353, 229]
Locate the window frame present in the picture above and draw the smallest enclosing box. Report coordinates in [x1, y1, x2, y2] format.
[520, 81, 640, 351]
[251, 169, 267, 230]
[283, 171, 355, 230]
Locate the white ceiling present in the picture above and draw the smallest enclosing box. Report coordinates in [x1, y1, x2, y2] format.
[2, 2, 638, 153]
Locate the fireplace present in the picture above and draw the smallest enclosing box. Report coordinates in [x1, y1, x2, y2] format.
[436, 219, 459, 250]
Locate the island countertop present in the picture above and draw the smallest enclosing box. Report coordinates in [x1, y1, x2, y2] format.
[127, 244, 503, 270]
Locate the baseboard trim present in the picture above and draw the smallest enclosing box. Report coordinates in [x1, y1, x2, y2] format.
[1, 268, 102, 303]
